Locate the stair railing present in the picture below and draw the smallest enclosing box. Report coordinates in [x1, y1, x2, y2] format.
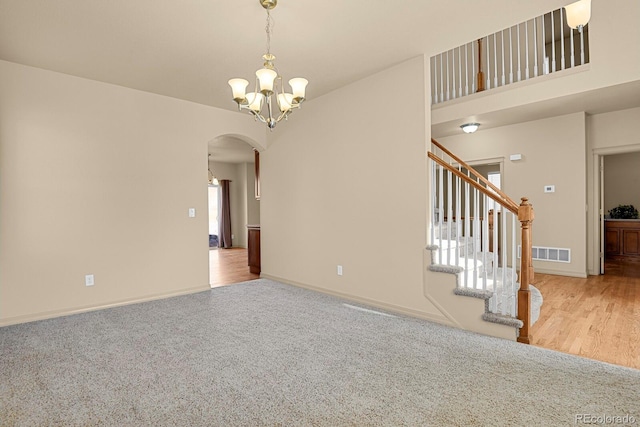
[429, 138, 534, 343]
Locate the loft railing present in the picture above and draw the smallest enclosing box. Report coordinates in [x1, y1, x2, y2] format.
[430, 6, 590, 105]
[428, 138, 535, 343]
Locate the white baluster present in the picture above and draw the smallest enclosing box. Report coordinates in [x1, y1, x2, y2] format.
[560, 8, 566, 70]
[430, 56, 435, 105]
[472, 188, 478, 289]
[465, 43, 469, 96]
[551, 10, 556, 72]
[486, 36, 491, 90]
[464, 181, 470, 287]
[451, 48, 456, 100]
[446, 50, 450, 101]
[542, 15, 549, 74]
[525, 20, 530, 80]
[511, 212, 517, 317]
[570, 27, 575, 68]
[431, 160, 436, 245]
[455, 174, 461, 262]
[446, 169, 452, 265]
[501, 207, 508, 315]
[500, 30, 505, 86]
[482, 193, 489, 291]
[471, 41, 476, 93]
[492, 205, 499, 307]
[509, 27, 514, 84]
[533, 17, 538, 77]
[438, 162, 444, 264]
[440, 53, 444, 102]
[458, 47, 462, 99]
[493, 32, 498, 88]
[580, 26, 586, 65]
[517, 24, 522, 82]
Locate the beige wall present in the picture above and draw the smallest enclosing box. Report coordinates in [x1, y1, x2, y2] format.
[0, 60, 265, 325]
[260, 56, 445, 318]
[438, 113, 587, 277]
[586, 106, 640, 274]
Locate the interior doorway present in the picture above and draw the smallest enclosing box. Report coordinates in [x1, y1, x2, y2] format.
[599, 150, 640, 277]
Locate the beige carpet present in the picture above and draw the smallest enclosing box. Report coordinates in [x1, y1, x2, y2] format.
[1, 279, 638, 426]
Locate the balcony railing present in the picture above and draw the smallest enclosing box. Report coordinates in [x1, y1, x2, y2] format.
[430, 6, 590, 105]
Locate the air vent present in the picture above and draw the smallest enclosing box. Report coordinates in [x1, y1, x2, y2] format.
[518, 245, 571, 263]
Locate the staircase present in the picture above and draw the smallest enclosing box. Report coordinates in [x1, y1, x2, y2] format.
[426, 138, 542, 343]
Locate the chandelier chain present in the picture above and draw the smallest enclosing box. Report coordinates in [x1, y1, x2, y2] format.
[265, 9, 274, 55]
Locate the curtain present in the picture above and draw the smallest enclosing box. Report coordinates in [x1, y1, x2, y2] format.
[219, 179, 233, 248]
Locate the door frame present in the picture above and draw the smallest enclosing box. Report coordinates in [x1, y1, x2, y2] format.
[592, 144, 640, 275]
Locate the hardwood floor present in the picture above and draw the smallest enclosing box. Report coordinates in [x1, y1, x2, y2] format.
[530, 273, 640, 369]
[209, 247, 259, 288]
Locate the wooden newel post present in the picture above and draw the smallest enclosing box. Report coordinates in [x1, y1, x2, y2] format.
[517, 197, 534, 344]
[477, 39, 485, 92]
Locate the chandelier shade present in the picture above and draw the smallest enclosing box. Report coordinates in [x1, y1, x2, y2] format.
[564, 0, 591, 31]
[228, 0, 307, 130]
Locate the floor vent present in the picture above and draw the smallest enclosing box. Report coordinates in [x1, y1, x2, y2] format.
[518, 246, 571, 263]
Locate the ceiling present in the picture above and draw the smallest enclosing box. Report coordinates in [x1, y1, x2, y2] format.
[0, 0, 599, 160]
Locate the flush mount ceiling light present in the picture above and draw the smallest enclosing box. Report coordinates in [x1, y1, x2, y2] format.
[461, 123, 480, 134]
[228, 0, 308, 131]
[564, 0, 591, 32]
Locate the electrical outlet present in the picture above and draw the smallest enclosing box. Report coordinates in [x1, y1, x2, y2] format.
[232, 234, 235, 239]
[85, 274, 95, 287]
[337, 265, 343, 276]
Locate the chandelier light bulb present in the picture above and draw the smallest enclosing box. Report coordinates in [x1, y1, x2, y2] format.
[246, 92, 264, 112]
[256, 68, 278, 95]
[228, 78, 249, 102]
[277, 93, 294, 112]
[289, 78, 308, 102]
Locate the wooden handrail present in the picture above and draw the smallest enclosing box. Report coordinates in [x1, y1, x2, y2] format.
[429, 152, 518, 215]
[431, 138, 519, 213]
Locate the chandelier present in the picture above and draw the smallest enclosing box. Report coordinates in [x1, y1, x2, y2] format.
[228, 0, 308, 130]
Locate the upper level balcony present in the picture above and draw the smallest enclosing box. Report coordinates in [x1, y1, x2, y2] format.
[429, 0, 640, 138]
[430, 4, 590, 106]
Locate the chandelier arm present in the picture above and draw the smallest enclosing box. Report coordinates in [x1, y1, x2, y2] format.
[250, 109, 268, 124]
[266, 95, 275, 126]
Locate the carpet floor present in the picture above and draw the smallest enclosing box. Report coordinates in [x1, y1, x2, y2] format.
[1, 279, 638, 426]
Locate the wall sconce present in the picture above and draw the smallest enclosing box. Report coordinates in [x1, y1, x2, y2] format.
[461, 123, 480, 134]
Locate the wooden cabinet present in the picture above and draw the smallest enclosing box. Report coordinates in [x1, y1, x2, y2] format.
[247, 225, 261, 274]
[605, 220, 640, 259]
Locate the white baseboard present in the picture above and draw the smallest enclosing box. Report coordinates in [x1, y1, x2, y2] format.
[0, 285, 211, 327]
[260, 273, 454, 326]
[534, 268, 588, 278]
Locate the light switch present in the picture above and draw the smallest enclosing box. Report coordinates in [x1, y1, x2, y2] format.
[188, 208, 196, 217]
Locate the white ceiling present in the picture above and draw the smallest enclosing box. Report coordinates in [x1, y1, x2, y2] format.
[3, 0, 617, 159]
[0, 0, 571, 111]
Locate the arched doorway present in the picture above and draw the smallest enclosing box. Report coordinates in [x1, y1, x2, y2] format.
[207, 134, 262, 287]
